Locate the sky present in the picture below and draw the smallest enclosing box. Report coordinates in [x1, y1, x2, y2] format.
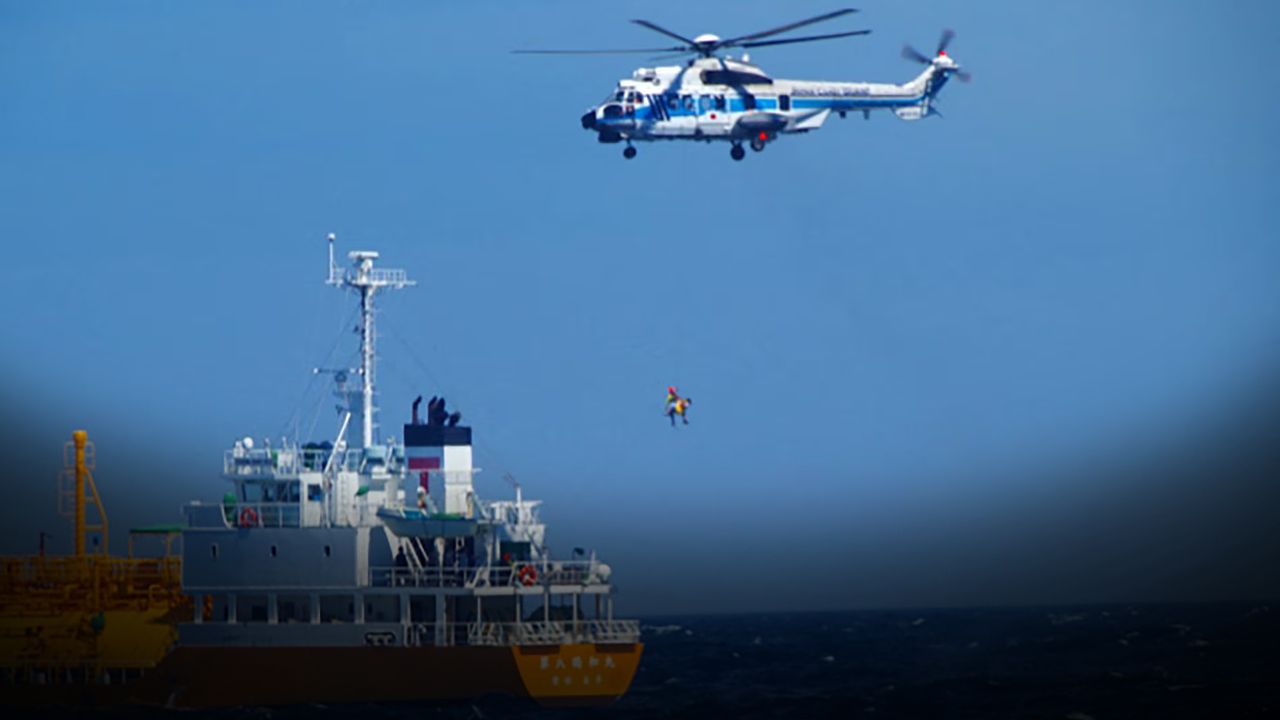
[1, 0, 1279, 614]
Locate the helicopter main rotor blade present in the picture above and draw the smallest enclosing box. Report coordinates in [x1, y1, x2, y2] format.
[902, 44, 931, 64]
[936, 28, 956, 55]
[630, 19, 698, 48]
[647, 50, 696, 62]
[739, 29, 870, 50]
[720, 8, 859, 46]
[513, 46, 687, 55]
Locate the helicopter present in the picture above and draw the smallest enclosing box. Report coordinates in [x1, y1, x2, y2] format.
[515, 8, 969, 161]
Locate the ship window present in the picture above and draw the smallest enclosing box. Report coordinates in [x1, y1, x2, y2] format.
[779, 94, 791, 111]
[743, 95, 757, 110]
[323, 544, 332, 557]
[365, 595, 401, 623]
[307, 484, 323, 501]
[210, 543, 219, 559]
[269, 545, 278, 558]
[614, 90, 624, 101]
[320, 594, 355, 623]
[409, 595, 435, 623]
[714, 95, 726, 110]
[499, 540, 532, 562]
[211, 595, 232, 622]
[666, 95, 678, 110]
[237, 594, 269, 623]
[277, 594, 310, 624]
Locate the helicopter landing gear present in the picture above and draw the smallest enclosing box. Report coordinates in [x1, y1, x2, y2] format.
[749, 137, 766, 152]
[730, 143, 745, 161]
[623, 144, 637, 160]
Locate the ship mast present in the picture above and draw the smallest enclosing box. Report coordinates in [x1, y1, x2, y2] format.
[326, 233, 414, 448]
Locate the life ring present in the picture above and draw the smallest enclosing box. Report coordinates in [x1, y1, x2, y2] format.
[238, 507, 259, 528]
[518, 564, 538, 587]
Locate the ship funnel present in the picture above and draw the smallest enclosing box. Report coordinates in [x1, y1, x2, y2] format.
[404, 397, 475, 517]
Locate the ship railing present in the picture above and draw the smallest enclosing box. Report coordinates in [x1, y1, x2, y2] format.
[370, 560, 610, 589]
[479, 499, 543, 526]
[223, 447, 384, 477]
[403, 622, 472, 647]
[371, 566, 483, 588]
[400, 620, 639, 648]
[464, 620, 642, 647]
[537, 560, 609, 587]
[223, 448, 302, 476]
[183, 501, 304, 529]
[574, 619, 641, 643]
[513, 621, 564, 645]
[0, 555, 183, 610]
[470, 560, 610, 588]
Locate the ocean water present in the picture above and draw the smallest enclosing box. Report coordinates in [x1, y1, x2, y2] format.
[78, 603, 1280, 719]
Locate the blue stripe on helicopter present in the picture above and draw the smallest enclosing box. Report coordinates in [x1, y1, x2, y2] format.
[601, 91, 929, 127]
[792, 94, 925, 110]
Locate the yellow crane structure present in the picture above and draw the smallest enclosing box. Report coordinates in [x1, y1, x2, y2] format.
[0, 430, 188, 687]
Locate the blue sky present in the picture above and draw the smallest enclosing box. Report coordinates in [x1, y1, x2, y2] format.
[2, 1, 1279, 613]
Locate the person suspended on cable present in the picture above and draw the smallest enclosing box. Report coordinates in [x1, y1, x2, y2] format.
[665, 386, 696, 425]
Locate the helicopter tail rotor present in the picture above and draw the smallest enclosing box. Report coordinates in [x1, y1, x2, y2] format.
[902, 29, 970, 82]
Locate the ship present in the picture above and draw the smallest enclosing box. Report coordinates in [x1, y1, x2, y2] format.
[0, 235, 642, 708]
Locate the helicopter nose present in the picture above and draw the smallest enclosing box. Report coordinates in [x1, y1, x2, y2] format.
[580, 110, 597, 130]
